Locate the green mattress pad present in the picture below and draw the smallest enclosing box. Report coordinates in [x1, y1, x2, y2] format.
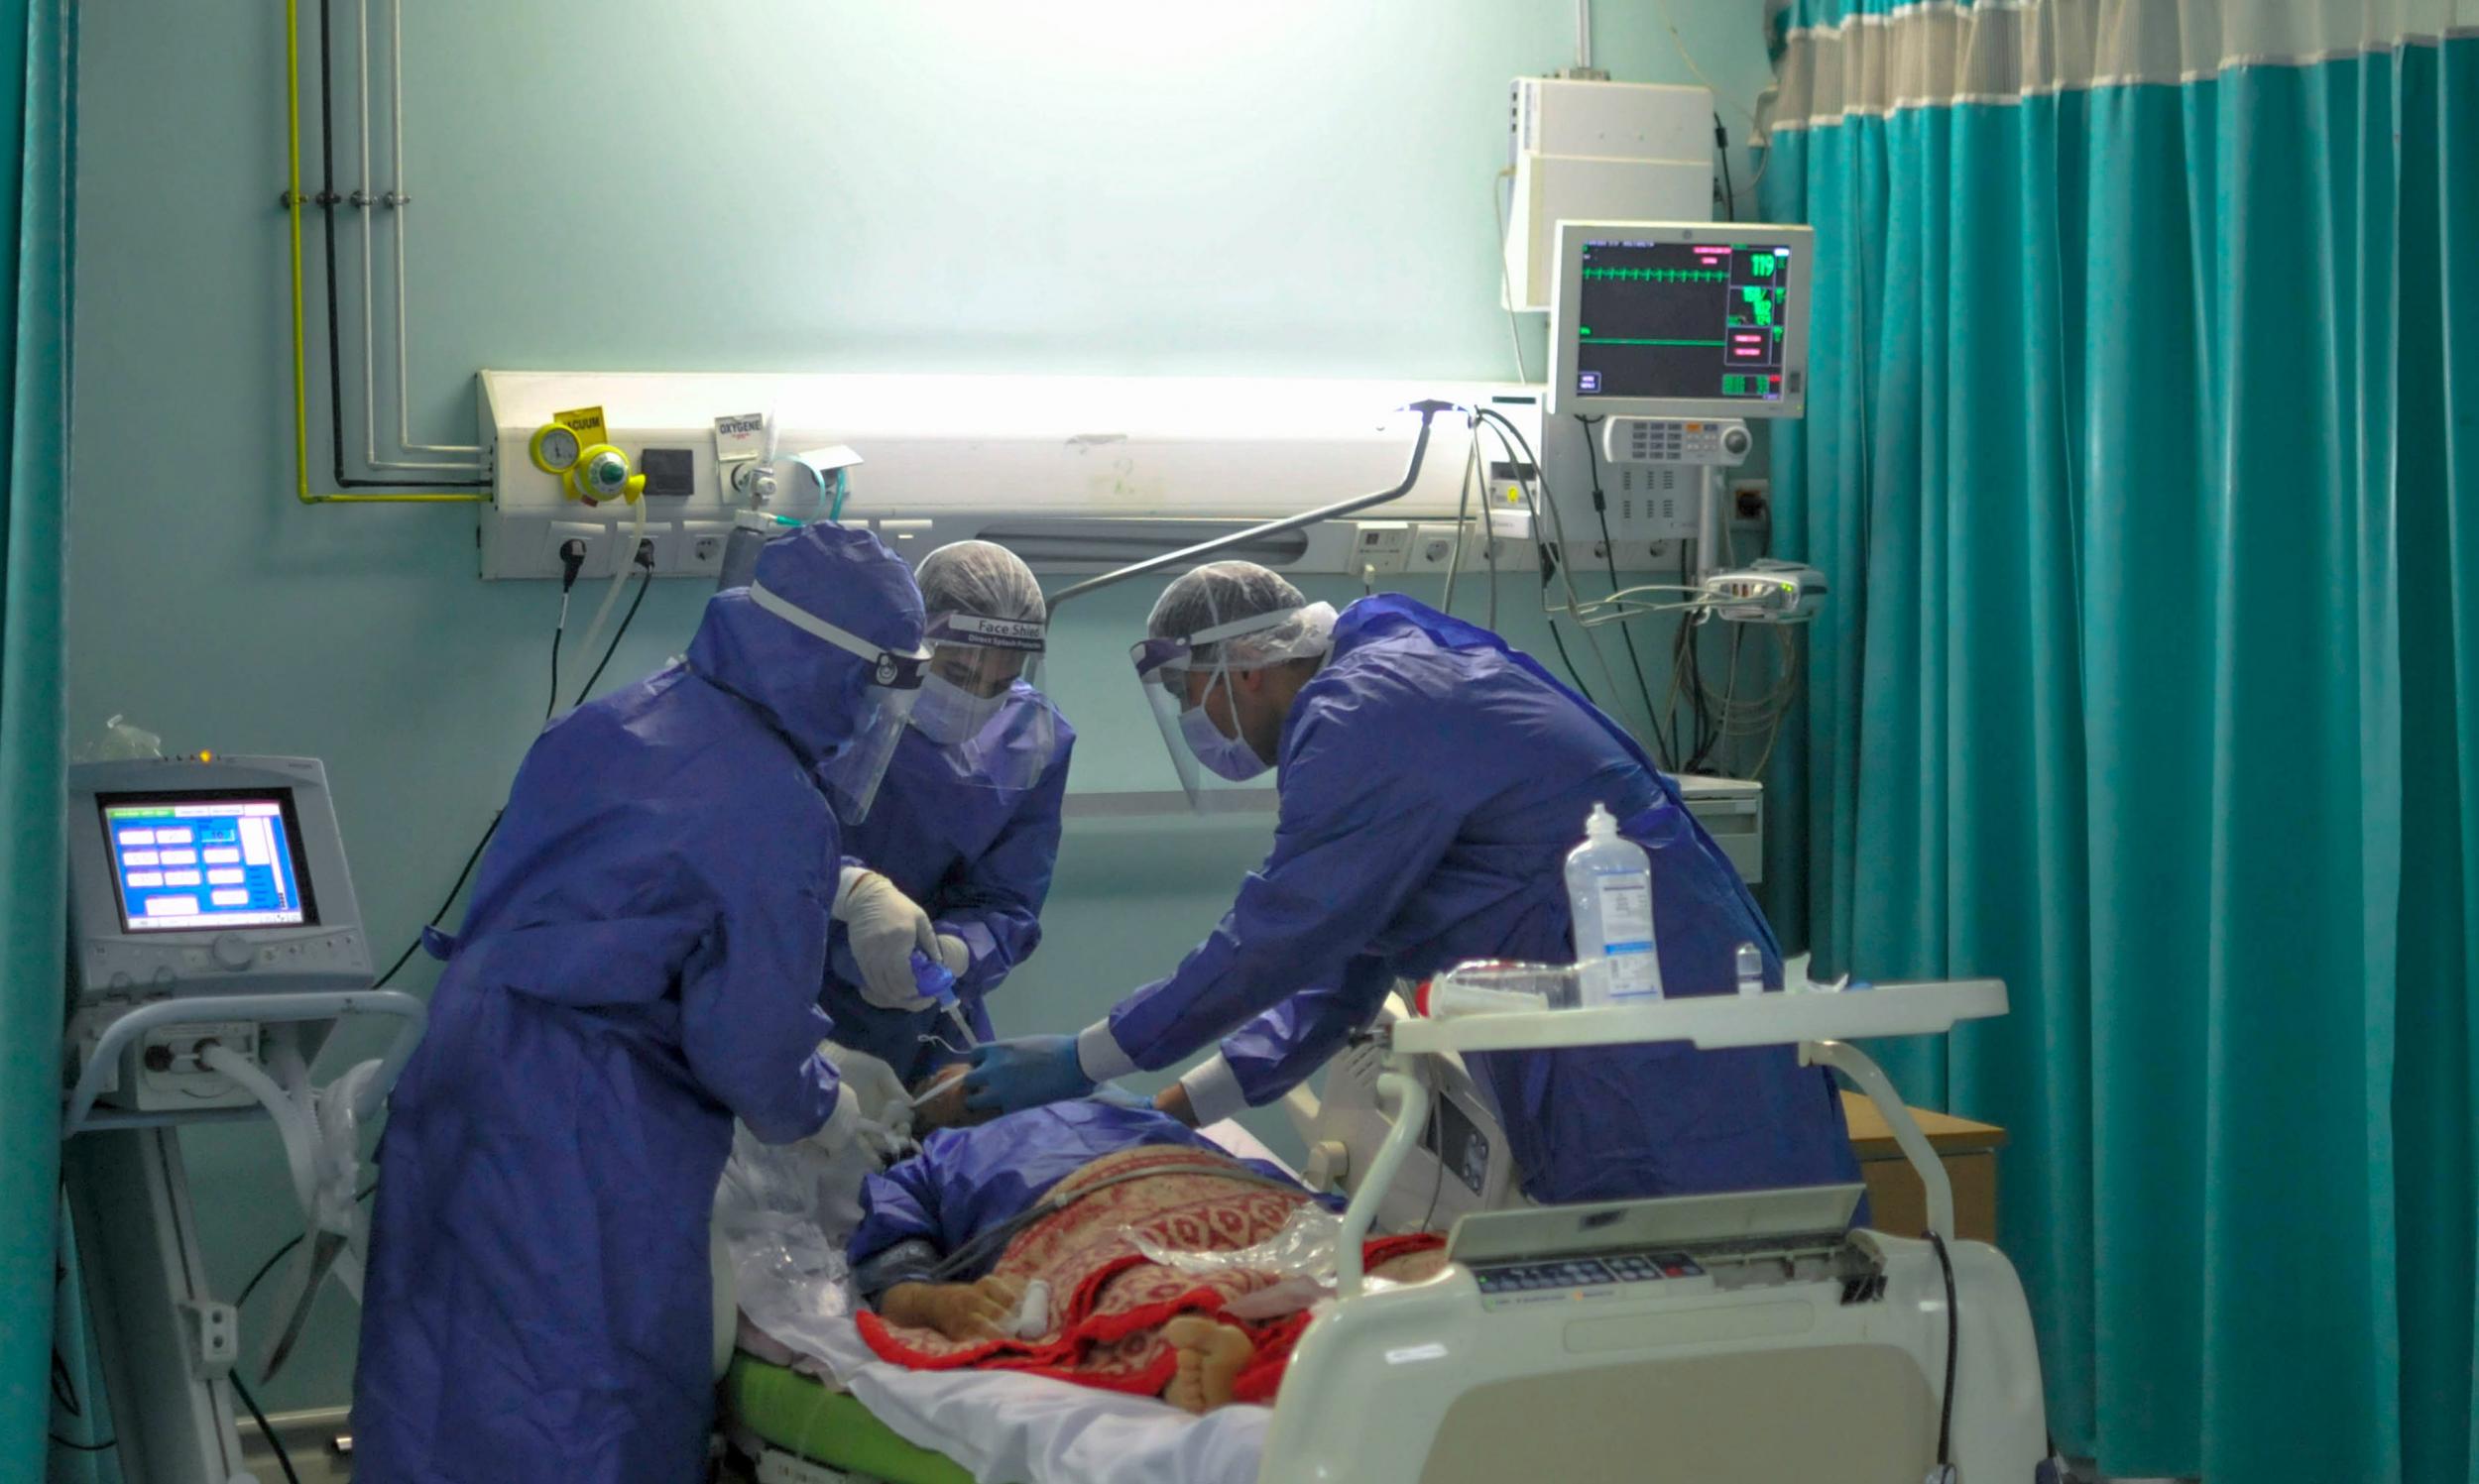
[726, 1352, 979, 1484]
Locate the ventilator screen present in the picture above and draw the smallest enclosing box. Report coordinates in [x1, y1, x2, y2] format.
[98, 790, 319, 932]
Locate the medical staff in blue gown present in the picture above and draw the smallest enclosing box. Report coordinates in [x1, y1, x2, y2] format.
[354, 524, 931, 1484]
[847, 1093, 1305, 1302]
[821, 541, 1074, 1085]
[965, 561, 1857, 1208]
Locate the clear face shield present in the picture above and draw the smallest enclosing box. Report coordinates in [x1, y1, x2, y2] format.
[748, 579, 930, 825]
[909, 611, 1059, 792]
[1131, 604, 1328, 812]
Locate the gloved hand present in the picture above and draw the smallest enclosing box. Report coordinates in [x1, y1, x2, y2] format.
[849, 1113, 914, 1165]
[1087, 1083, 1153, 1112]
[797, 1089, 903, 1230]
[819, 1040, 911, 1125]
[934, 933, 971, 977]
[962, 1035, 1095, 1114]
[835, 868, 940, 1010]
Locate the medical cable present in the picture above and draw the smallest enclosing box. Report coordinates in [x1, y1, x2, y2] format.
[1440, 423, 1480, 616]
[373, 814, 499, 989]
[548, 538, 588, 722]
[1479, 443, 1501, 630]
[237, 1183, 379, 1312]
[1476, 407, 1624, 697]
[570, 545, 657, 709]
[1473, 407, 1634, 727]
[230, 1371, 302, 1484]
[1717, 624, 1744, 772]
[547, 595, 570, 723]
[1482, 422, 1597, 705]
[1489, 170, 1532, 384]
[1929, 1230, 1959, 1478]
[572, 495, 649, 667]
[924, 1162, 1309, 1284]
[1714, 114, 1735, 223]
[377, 556, 651, 984]
[1578, 416, 1678, 768]
[1673, 541, 1721, 766]
[1468, 413, 1601, 703]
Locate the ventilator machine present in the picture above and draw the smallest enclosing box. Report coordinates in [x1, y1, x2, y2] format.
[59, 753, 421, 1484]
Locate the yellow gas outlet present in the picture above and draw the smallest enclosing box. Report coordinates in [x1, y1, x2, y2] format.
[566, 443, 646, 507]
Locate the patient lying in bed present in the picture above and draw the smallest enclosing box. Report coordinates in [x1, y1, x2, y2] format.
[849, 1070, 1443, 1414]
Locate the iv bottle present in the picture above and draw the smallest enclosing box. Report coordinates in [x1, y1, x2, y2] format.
[1565, 803, 1663, 1005]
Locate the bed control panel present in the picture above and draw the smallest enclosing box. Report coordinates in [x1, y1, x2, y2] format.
[1471, 1249, 1709, 1310]
[1449, 1183, 1871, 1312]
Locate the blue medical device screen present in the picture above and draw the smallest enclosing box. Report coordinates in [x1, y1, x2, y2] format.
[98, 790, 319, 932]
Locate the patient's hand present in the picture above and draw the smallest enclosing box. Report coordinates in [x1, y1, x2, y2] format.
[881, 1275, 1026, 1342]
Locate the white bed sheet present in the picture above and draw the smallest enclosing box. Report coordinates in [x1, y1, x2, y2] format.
[737, 1119, 1289, 1484]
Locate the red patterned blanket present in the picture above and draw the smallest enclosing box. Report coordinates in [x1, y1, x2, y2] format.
[857, 1145, 1444, 1403]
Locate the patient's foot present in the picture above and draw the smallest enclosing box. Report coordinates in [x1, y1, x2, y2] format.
[1162, 1315, 1253, 1414]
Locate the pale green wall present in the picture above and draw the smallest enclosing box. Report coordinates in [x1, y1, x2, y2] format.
[68, 0, 1774, 1415]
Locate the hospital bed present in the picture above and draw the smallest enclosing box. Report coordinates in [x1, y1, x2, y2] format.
[714, 1117, 1292, 1484]
[715, 979, 2062, 1484]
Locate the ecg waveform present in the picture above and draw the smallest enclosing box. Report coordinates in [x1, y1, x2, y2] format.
[1581, 268, 1728, 283]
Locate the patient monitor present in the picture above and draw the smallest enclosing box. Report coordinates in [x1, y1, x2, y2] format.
[1547, 219, 1820, 589]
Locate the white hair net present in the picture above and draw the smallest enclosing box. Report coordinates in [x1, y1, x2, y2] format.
[1145, 561, 1336, 669]
[916, 540, 1046, 626]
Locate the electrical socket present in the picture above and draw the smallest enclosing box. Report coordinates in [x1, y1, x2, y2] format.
[544, 520, 615, 580]
[682, 520, 732, 576]
[1730, 479, 1771, 525]
[634, 523, 676, 573]
[1354, 520, 1412, 575]
[1406, 521, 1467, 574]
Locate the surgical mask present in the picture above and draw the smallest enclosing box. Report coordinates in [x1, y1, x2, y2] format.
[1177, 675, 1269, 782]
[910, 672, 999, 746]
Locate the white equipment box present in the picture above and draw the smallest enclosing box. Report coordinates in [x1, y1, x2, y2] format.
[1675, 772, 1763, 883]
[1501, 78, 1714, 312]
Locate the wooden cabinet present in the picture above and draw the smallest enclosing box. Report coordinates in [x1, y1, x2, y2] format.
[1840, 1091, 2006, 1244]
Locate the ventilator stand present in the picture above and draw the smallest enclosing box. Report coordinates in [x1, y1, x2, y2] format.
[59, 992, 426, 1484]
[1331, 979, 2002, 1297]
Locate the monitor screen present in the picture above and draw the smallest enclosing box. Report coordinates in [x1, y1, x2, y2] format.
[1570, 235, 1797, 406]
[97, 790, 319, 933]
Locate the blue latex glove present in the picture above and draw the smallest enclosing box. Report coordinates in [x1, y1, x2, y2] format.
[1087, 1083, 1154, 1113]
[963, 1035, 1095, 1114]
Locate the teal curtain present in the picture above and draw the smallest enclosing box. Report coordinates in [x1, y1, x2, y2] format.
[0, 0, 71, 1478]
[1760, 3, 2478, 1479]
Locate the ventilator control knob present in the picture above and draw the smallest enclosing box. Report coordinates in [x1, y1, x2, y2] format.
[212, 933, 255, 971]
[1721, 425, 1751, 457]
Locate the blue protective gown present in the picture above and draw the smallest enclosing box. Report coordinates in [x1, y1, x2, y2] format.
[354, 531, 923, 1484]
[823, 689, 1074, 1084]
[1103, 595, 1858, 1207]
[847, 1100, 1303, 1295]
